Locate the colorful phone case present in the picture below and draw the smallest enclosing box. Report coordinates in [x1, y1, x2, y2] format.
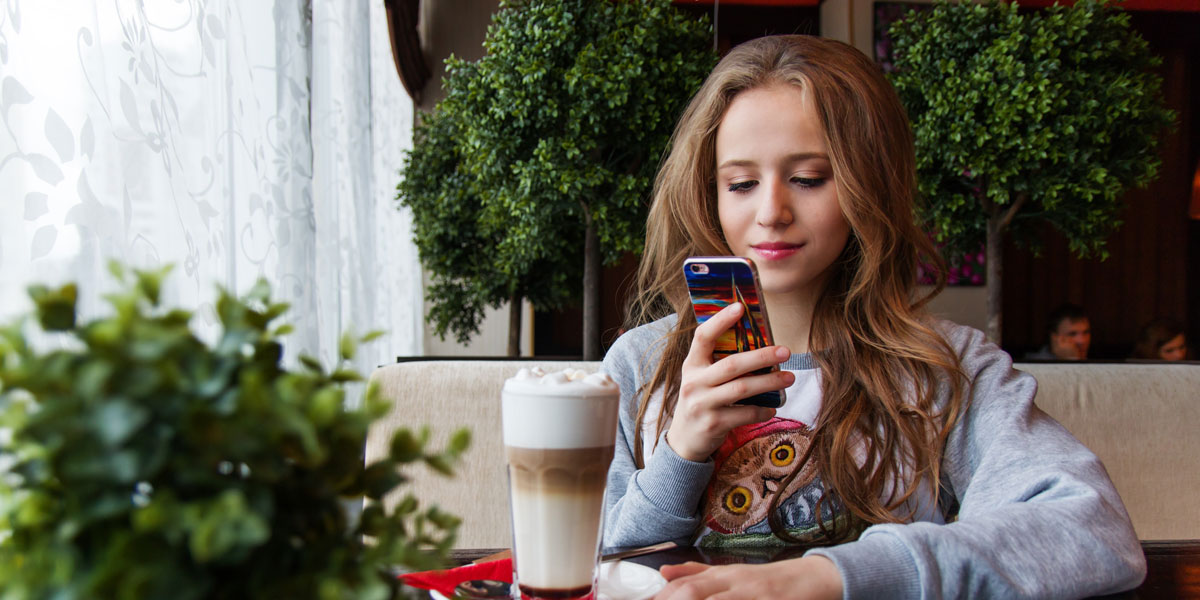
[683, 257, 785, 408]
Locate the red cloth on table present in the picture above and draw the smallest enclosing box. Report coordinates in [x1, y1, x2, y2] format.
[399, 557, 513, 597]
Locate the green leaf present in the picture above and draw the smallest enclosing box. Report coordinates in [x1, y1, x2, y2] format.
[338, 331, 357, 360]
[424, 455, 454, 477]
[424, 506, 462, 531]
[308, 385, 344, 426]
[134, 264, 173, 306]
[362, 462, 405, 500]
[395, 495, 418, 516]
[94, 400, 150, 446]
[265, 302, 290, 321]
[29, 282, 77, 331]
[330, 368, 363, 383]
[299, 354, 324, 373]
[447, 428, 471, 456]
[389, 429, 424, 463]
[106, 259, 127, 282]
[188, 490, 270, 563]
[244, 278, 271, 305]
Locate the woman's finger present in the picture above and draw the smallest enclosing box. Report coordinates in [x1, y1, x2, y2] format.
[656, 564, 730, 599]
[659, 561, 712, 581]
[708, 345, 792, 386]
[684, 302, 746, 367]
[683, 353, 793, 409]
[693, 343, 790, 380]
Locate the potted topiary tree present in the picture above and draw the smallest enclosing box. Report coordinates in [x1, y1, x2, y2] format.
[398, 0, 716, 359]
[0, 263, 469, 599]
[887, 0, 1174, 343]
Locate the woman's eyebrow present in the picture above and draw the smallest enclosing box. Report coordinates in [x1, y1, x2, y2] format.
[717, 152, 829, 171]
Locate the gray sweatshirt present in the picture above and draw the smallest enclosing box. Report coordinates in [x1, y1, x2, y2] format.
[601, 315, 1146, 599]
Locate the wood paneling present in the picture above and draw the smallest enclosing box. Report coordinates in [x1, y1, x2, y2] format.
[533, 252, 639, 358]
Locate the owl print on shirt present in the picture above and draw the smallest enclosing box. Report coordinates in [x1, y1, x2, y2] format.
[698, 417, 843, 547]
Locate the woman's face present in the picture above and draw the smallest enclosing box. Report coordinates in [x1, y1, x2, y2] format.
[1159, 334, 1187, 361]
[714, 83, 850, 302]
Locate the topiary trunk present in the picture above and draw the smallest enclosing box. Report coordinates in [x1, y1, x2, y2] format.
[583, 209, 601, 361]
[985, 215, 1003, 345]
[508, 294, 522, 357]
[982, 191, 1026, 345]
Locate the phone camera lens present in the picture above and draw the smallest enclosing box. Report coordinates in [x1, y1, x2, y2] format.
[689, 264, 708, 274]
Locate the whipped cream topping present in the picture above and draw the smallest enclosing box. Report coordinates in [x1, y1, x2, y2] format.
[502, 368, 620, 449]
[508, 367, 617, 392]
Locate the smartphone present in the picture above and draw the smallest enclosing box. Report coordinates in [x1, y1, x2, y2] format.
[683, 257, 785, 408]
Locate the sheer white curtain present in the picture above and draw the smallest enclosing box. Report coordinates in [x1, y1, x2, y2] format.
[0, 0, 422, 371]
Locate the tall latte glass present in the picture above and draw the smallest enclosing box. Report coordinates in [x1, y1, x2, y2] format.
[502, 368, 619, 600]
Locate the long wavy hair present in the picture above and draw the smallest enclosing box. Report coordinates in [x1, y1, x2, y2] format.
[626, 35, 967, 543]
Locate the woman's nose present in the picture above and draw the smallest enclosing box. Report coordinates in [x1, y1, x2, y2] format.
[755, 180, 793, 227]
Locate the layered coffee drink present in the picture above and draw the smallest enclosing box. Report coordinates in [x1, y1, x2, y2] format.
[502, 368, 619, 600]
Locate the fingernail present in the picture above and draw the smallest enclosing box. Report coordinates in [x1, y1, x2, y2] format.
[776, 347, 790, 359]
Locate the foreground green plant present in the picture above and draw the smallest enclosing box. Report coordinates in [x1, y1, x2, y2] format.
[0, 263, 468, 599]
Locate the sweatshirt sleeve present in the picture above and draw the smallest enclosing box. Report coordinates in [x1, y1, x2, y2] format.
[600, 319, 714, 550]
[806, 324, 1146, 599]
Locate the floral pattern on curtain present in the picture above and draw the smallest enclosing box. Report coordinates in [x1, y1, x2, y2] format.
[0, 0, 422, 371]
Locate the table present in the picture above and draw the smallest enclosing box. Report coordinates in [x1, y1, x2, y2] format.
[449, 540, 1200, 598]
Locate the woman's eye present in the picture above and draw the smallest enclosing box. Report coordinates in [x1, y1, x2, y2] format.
[727, 180, 757, 193]
[791, 176, 826, 188]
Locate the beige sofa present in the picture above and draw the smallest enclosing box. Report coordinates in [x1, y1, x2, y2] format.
[366, 360, 1200, 548]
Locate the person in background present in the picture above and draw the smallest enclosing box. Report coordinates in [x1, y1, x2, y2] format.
[1026, 303, 1091, 360]
[1131, 318, 1188, 361]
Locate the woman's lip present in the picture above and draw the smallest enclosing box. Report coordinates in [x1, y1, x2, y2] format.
[751, 243, 802, 260]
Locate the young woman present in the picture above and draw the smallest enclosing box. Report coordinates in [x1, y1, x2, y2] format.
[601, 36, 1145, 599]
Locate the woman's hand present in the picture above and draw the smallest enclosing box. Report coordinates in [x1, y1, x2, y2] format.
[666, 302, 795, 462]
[654, 556, 843, 600]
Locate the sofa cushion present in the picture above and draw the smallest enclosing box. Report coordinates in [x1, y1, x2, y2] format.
[367, 359, 1200, 548]
[366, 360, 598, 549]
[1017, 362, 1200, 541]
